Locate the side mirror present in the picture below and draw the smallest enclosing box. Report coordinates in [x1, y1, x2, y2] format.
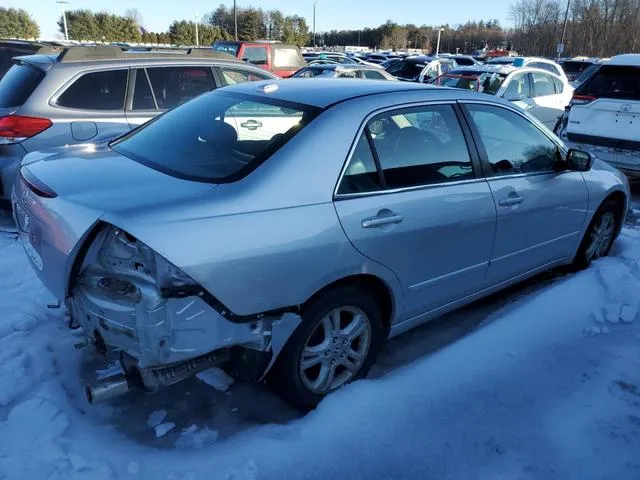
[566, 149, 593, 172]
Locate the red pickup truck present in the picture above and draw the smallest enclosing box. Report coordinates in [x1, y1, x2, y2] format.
[212, 41, 307, 78]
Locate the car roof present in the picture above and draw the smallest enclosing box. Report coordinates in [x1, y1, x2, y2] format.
[404, 55, 435, 63]
[221, 78, 447, 107]
[305, 64, 380, 71]
[517, 56, 557, 64]
[449, 64, 516, 75]
[607, 54, 640, 66]
[14, 46, 251, 72]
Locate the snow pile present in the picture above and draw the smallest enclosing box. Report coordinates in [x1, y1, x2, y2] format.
[0, 220, 639, 479]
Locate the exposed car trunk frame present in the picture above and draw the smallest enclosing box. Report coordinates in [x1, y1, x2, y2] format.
[70, 224, 301, 403]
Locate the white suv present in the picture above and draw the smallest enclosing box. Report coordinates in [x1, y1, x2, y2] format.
[557, 54, 640, 178]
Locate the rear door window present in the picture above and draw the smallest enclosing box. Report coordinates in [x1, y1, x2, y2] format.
[503, 73, 532, 100]
[132, 69, 155, 110]
[0, 63, 44, 107]
[531, 72, 555, 97]
[363, 70, 387, 80]
[146, 66, 216, 110]
[242, 46, 268, 66]
[577, 65, 640, 101]
[218, 67, 274, 85]
[57, 70, 128, 110]
[552, 76, 564, 93]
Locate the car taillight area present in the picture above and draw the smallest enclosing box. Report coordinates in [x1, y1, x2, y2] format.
[0, 115, 52, 144]
[571, 94, 597, 105]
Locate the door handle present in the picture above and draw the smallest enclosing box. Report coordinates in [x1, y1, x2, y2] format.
[498, 195, 524, 207]
[361, 211, 404, 229]
[240, 119, 263, 130]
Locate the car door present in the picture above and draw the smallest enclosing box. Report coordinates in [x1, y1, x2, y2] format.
[334, 103, 496, 320]
[54, 69, 130, 143]
[500, 72, 535, 114]
[530, 71, 566, 129]
[461, 102, 589, 286]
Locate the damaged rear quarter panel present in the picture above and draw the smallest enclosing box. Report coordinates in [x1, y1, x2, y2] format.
[102, 201, 403, 318]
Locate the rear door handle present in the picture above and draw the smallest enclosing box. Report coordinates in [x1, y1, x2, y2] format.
[361, 211, 404, 229]
[498, 195, 524, 207]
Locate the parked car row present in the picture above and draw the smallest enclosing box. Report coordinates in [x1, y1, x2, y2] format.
[0, 42, 635, 413]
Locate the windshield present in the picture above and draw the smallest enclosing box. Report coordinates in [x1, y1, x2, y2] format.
[577, 65, 640, 101]
[213, 42, 240, 57]
[433, 71, 507, 94]
[386, 61, 425, 78]
[111, 91, 320, 183]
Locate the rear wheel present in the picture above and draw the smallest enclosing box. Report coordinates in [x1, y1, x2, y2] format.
[268, 286, 383, 411]
[573, 200, 621, 269]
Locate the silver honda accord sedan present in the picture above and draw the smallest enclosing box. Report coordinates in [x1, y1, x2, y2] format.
[13, 79, 629, 410]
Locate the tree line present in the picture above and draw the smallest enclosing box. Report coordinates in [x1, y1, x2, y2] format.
[0, 8, 40, 39]
[509, 0, 640, 57]
[319, 19, 505, 53]
[2, 1, 640, 56]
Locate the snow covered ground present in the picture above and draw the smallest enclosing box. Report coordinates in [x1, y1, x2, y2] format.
[1, 203, 640, 480]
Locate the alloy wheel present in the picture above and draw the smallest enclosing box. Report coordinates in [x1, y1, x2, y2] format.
[585, 211, 616, 262]
[299, 306, 372, 395]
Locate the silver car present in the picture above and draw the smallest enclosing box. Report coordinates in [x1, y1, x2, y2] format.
[0, 45, 277, 206]
[291, 64, 396, 80]
[13, 79, 629, 411]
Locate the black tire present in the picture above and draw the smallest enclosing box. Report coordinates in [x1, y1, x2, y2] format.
[268, 285, 384, 412]
[572, 200, 621, 269]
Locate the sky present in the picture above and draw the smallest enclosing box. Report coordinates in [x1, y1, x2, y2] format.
[7, 0, 513, 40]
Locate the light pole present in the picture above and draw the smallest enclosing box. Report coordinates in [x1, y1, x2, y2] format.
[435, 28, 444, 56]
[56, 0, 69, 41]
[234, 0, 238, 41]
[195, 11, 199, 47]
[559, 0, 571, 59]
[313, 0, 320, 49]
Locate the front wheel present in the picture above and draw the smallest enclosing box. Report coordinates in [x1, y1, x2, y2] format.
[573, 201, 621, 269]
[268, 286, 383, 411]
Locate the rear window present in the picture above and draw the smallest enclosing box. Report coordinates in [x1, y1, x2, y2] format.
[111, 91, 320, 183]
[577, 65, 640, 100]
[57, 70, 128, 110]
[293, 67, 333, 78]
[386, 61, 425, 79]
[0, 45, 40, 78]
[561, 61, 593, 74]
[0, 63, 44, 108]
[213, 42, 240, 57]
[433, 71, 506, 94]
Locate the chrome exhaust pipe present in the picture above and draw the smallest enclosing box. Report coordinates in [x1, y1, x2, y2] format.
[85, 373, 131, 404]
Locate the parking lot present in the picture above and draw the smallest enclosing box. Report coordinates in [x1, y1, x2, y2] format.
[1, 9, 640, 478]
[1, 186, 639, 478]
